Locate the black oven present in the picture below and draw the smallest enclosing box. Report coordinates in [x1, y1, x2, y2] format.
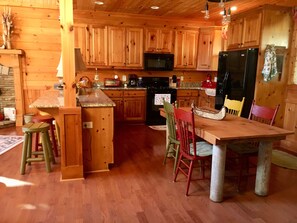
[141, 77, 177, 125]
[144, 53, 174, 71]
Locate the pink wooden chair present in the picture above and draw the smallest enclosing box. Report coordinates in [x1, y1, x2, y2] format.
[228, 100, 280, 189]
[173, 108, 212, 196]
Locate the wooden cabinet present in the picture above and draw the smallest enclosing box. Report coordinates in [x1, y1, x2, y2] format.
[197, 27, 222, 70]
[227, 12, 262, 49]
[103, 89, 146, 122]
[74, 24, 90, 65]
[145, 28, 173, 53]
[123, 90, 146, 121]
[174, 30, 198, 69]
[82, 107, 114, 172]
[176, 89, 199, 107]
[108, 26, 143, 68]
[89, 25, 108, 66]
[281, 85, 297, 154]
[198, 90, 215, 108]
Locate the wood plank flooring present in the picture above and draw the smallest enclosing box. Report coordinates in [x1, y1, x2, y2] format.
[0, 124, 297, 223]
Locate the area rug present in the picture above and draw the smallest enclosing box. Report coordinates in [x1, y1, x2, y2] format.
[148, 125, 167, 131]
[0, 135, 23, 155]
[272, 150, 297, 170]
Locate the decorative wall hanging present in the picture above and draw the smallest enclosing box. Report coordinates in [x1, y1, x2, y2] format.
[262, 44, 278, 82]
[1, 7, 13, 49]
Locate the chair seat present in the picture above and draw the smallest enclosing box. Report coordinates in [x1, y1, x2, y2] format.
[190, 141, 213, 156]
[228, 143, 258, 155]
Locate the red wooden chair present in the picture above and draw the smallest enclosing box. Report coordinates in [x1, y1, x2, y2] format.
[173, 108, 212, 196]
[227, 100, 280, 189]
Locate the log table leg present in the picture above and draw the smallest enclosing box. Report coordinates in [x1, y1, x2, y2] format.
[210, 144, 226, 202]
[255, 141, 273, 196]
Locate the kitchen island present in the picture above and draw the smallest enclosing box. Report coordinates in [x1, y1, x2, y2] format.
[30, 89, 116, 179]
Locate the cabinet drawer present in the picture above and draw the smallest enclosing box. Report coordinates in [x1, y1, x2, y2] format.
[124, 90, 146, 97]
[177, 90, 199, 97]
[103, 90, 123, 97]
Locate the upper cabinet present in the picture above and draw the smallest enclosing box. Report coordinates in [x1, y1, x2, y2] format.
[74, 24, 90, 65]
[197, 27, 222, 70]
[145, 28, 173, 53]
[227, 11, 262, 49]
[108, 26, 143, 68]
[89, 25, 108, 66]
[174, 30, 198, 69]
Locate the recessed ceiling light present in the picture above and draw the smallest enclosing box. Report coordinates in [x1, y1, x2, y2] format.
[151, 6, 159, 10]
[95, 1, 104, 5]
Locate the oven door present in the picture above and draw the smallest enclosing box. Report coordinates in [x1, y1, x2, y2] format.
[146, 88, 177, 125]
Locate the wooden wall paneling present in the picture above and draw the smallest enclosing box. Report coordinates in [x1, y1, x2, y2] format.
[59, 107, 84, 180]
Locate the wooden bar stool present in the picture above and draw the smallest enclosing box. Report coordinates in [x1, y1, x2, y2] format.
[32, 115, 59, 157]
[20, 122, 56, 174]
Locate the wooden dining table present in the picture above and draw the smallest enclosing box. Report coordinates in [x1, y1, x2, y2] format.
[160, 107, 293, 202]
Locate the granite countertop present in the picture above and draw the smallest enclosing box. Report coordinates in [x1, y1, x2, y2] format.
[29, 90, 64, 108]
[78, 89, 116, 107]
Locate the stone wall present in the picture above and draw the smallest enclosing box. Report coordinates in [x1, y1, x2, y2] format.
[0, 67, 15, 113]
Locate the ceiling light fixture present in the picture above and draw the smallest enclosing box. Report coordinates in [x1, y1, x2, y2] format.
[203, 0, 234, 24]
[151, 6, 159, 10]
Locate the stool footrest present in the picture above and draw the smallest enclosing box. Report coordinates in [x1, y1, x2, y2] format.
[27, 157, 45, 162]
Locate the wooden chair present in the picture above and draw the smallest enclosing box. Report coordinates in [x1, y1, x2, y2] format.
[224, 95, 245, 117]
[173, 108, 212, 196]
[228, 100, 280, 189]
[163, 101, 180, 173]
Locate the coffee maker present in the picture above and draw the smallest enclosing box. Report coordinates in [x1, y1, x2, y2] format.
[128, 74, 138, 87]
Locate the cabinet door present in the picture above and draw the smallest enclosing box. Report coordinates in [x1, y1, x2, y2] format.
[90, 25, 108, 66]
[124, 97, 146, 121]
[198, 90, 214, 108]
[174, 30, 198, 69]
[74, 24, 90, 65]
[108, 26, 126, 67]
[227, 18, 243, 49]
[197, 29, 214, 70]
[282, 103, 297, 151]
[112, 98, 124, 122]
[126, 27, 143, 67]
[145, 28, 173, 52]
[242, 12, 262, 48]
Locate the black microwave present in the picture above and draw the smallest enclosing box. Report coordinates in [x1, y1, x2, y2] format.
[144, 53, 174, 71]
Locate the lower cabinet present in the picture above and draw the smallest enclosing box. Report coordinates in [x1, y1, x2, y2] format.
[103, 89, 146, 122]
[176, 89, 199, 107]
[176, 89, 215, 108]
[198, 90, 215, 108]
[82, 107, 114, 172]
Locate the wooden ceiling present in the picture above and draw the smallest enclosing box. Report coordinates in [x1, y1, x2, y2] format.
[73, 0, 296, 21]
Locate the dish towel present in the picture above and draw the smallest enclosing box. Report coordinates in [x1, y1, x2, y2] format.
[262, 45, 278, 82]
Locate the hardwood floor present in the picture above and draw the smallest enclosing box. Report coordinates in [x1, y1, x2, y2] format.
[0, 124, 297, 223]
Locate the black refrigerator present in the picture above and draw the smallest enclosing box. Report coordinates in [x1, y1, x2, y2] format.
[215, 48, 259, 118]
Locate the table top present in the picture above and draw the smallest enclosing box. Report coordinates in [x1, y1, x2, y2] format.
[160, 107, 293, 145]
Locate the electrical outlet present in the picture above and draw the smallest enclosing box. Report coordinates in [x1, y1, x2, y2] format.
[83, 121, 93, 129]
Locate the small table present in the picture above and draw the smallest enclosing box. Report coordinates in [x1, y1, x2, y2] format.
[160, 107, 293, 202]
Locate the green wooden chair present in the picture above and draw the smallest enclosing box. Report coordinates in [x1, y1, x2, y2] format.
[163, 100, 180, 173]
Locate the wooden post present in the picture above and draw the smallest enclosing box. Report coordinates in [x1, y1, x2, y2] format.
[255, 141, 272, 196]
[210, 144, 226, 202]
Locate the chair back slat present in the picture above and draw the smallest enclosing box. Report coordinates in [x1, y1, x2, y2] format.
[174, 108, 197, 159]
[248, 101, 279, 126]
[163, 101, 177, 141]
[224, 95, 245, 117]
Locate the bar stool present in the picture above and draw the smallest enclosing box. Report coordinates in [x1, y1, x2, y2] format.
[32, 115, 59, 157]
[20, 122, 56, 174]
